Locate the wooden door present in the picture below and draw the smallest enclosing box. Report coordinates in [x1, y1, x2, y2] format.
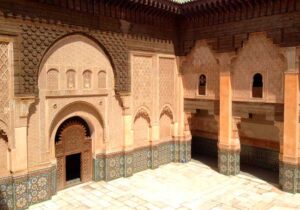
[55, 119, 92, 190]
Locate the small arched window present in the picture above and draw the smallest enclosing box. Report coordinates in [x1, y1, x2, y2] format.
[198, 74, 206, 95]
[98, 71, 106, 89]
[66, 70, 76, 89]
[83, 70, 92, 89]
[252, 73, 263, 98]
[47, 69, 59, 90]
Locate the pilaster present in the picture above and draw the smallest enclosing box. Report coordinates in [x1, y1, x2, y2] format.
[120, 94, 134, 177]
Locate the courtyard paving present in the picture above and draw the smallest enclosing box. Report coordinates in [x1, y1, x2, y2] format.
[29, 159, 300, 210]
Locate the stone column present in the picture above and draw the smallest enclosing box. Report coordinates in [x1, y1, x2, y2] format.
[280, 47, 299, 193]
[218, 54, 240, 176]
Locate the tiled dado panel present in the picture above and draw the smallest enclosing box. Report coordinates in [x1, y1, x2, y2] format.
[158, 142, 174, 166]
[279, 162, 300, 194]
[133, 147, 151, 173]
[241, 145, 279, 171]
[0, 166, 56, 210]
[93, 140, 191, 182]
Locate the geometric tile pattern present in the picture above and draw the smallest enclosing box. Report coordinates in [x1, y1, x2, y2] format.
[279, 162, 300, 193]
[93, 140, 191, 183]
[93, 155, 106, 182]
[218, 148, 240, 176]
[0, 177, 13, 210]
[151, 145, 159, 169]
[133, 147, 151, 173]
[0, 166, 56, 210]
[158, 142, 173, 166]
[105, 153, 125, 181]
[174, 141, 191, 163]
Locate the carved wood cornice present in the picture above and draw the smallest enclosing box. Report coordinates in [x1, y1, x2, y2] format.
[0, 0, 300, 55]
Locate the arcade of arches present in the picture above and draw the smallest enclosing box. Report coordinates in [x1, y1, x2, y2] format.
[1, 1, 300, 209]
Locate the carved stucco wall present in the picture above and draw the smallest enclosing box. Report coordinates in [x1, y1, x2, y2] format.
[159, 58, 175, 109]
[15, 20, 129, 95]
[26, 34, 124, 168]
[132, 55, 154, 114]
[232, 33, 285, 103]
[181, 41, 219, 99]
[0, 42, 10, 124]
[0, 41, 11, 175]
[182, 33, 285, 103]
[132, 53, 178, 146]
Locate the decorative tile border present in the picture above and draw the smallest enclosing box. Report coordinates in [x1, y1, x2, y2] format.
[279, 162, 300, 193]
[158, 142, 174, 166]
[93, 155, 106, 182]
[105, 153, 125, 181]
[0, 176, 13, 210]
[93, 140, 192, 182]
[0, 166, 56, 210]
[133, 147, 151, 173]
[218, 149, 240, 176]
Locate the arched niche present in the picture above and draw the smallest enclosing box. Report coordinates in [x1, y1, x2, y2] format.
[133, 108, 151, 148]
[159, 106, 174, 141]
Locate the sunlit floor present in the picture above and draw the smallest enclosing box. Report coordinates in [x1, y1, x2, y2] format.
[30, 159, 300, 210]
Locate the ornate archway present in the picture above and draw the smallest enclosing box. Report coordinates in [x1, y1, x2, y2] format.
[55, 117, 92, 190]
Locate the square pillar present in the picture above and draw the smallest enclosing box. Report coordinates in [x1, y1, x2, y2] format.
[281, 47, 300, 193]
[218, 54, 240, 176]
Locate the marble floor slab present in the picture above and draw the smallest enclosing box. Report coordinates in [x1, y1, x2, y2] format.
[29, 159, 300, 210]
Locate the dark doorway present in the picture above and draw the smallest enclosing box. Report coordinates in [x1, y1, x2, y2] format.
[192, 137, 218, 171]
[66, 153, 81, 182]
[240, 145, 279, 185]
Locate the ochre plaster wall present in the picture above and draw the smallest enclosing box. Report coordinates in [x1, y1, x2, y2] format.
[232, 33, 285, 103]
[181, 41, 219, 99]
